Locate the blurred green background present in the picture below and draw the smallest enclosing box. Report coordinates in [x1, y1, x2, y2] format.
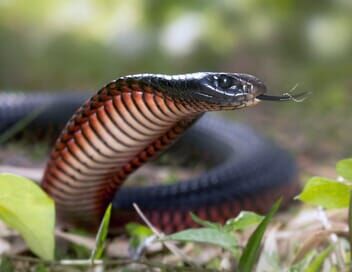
[0, 0, 351, 166]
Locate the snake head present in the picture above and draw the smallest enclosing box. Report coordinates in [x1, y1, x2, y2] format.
[128, 72, 266, 109]
[195, 73, 308, 108]
[195, 72, 267, 109]
[130, 73, 307, 110]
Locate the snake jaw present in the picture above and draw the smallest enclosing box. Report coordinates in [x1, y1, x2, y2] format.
[219, 94, 261, 110]
[240, 96, 262, 108]
[246, 97, 261, 107]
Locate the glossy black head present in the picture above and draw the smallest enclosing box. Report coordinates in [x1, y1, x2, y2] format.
[195, 72, 267, 108]
[128, 72, 267, 109]
[126, 73, 306, 108]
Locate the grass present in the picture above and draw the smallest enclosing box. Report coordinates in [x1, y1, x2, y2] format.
[1, 169, 352, 271]
[0, 204, 349, 271]
[1, 122, 352, 271]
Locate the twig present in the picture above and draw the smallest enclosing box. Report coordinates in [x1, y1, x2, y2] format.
[133, 203, 199, 268]
[55, 229, 96, 249]
[132, 203, 162, 236]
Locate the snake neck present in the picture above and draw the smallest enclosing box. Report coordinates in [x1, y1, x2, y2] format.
[42, 80, 206, 228]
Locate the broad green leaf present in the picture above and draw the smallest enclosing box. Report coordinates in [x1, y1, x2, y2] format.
[238, 199, 281, 272]
[336, 158, 352, 181]
[224, 211, 264, 232]
[163, 228, 237, 252]
[0, 173, 55, 260]
[305, 245, 333, 272]
[296, 177, 350, 208]
[90, 203, 112, 261]
[125, 223, 153, 249]
[190, 212, 222, 230]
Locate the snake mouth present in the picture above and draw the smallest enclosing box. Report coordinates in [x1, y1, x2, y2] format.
[257, 91, 309, 102]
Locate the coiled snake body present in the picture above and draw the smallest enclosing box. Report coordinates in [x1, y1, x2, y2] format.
[0, 73, 299, 233]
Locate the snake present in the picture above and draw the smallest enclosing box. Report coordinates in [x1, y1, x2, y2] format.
[0, 72, 303, 233]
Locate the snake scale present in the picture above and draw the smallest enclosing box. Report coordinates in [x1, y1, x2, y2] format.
[0, 73, 301, 233]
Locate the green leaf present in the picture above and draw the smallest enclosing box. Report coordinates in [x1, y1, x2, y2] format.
[190, 212, 222, 230]
[0, 173, 55, 260]
[305, 245, 333, 272]
[238, 199, 281, 272]
[90, 203, 112, 261]
[336, 158, 352, 181]
[296, 177, 351, 208]
[224, 211, 264, 232]
[125, 223, 153, 249]
[163, 228, 237, 252]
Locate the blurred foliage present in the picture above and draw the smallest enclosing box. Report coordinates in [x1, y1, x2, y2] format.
[0, 0, 351, 160]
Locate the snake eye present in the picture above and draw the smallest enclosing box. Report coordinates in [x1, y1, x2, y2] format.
[217, 75, 241, 89]
[217, 75, 233, 89]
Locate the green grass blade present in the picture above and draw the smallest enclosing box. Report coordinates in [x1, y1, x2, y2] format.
[0, 106, 46, 144]
[90, 203, 112, 261]
[238, 199, 281, 272]
[305, 245, 333, 272]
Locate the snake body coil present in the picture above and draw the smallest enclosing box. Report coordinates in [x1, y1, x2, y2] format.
[0, 73, 299, 232]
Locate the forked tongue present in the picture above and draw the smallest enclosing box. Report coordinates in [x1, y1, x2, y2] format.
[257, 91, 309, 102]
